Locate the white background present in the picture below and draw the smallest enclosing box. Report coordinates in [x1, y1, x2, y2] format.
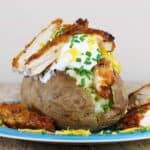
[0, 0, 150, 82]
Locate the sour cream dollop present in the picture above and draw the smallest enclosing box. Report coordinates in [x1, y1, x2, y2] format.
[40, 34, 102, 85]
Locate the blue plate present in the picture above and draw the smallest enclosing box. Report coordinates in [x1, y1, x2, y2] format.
[1, 100, 150, 143]
[0, 127, 150, 143]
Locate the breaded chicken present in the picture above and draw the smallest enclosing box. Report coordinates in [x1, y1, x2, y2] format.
[0, 102, 55, 131]
[119, 104, 150, 129]
[93, 58, 115, 98]
[128, 83, 150, 110]
[12, 18, 115, 76]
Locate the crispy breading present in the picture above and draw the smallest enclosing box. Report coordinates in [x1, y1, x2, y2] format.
[119, 104, 150, 129]
[12, 18, 115, 76]
[0, 102, 55, 131]
[12, 18, 63, 70]
[128, 83, 150, 110]
[93, 58, 115, 99]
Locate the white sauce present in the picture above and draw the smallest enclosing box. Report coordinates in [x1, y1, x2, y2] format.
[40, 34, 100, 84]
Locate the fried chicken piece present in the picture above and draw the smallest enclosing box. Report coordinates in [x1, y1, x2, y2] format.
[128, 83, 150, 110]
[119, 84, 150, 129]
[119, 104, 150, 129]
[12, 18, 115, 76]
[0, 102, 55, 131]
[93, 58, 116, 99]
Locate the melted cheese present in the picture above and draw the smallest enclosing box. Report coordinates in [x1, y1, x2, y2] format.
[55, 129, 91, 136]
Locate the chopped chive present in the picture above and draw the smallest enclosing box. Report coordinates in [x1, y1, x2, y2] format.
[139, 127, 147, 133]
[92, 58, 97, 61]
[81, 78, 85, 87]
[74, 39, 80, 43]
[96, 48, 100, 52]
[90, 88, 95, 94]
[69, 38, 74, 48]
[73, 35, 78, 38]
[41, 130, 47, 134]
[69, 34, 79, 48]
[46, 40, 50, 45]
[95, 97, 99, 101]
[55, 28, 65, 38]
[80, 34, 87, 41]
[84, 57, 92, 65]
[103, 103, 110, 113]
[87, 73, 91, 79]
[73, 66, 92, 79]
[109, 100, 113, 107]
[85, 51, 92, 57]
[96, 54, 102, 62]
[69, 42, 73, 48]
[76, 58, 81, 62]
[84, 60, 92, 65]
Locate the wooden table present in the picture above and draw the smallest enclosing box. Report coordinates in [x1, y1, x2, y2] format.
[0, 138, 149, 150]
[0, 82, 150, 150]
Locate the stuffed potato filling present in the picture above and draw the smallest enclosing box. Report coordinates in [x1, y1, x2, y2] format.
[39, 33, 120, 113]
[12, 18, 122, 114]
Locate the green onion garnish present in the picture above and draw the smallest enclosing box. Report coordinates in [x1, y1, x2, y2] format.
[54, 28, 65, 38]
[80, 34, 87, 42]
[103, 103, 110, 113]
[76, 58, 81, 62]
[81, 78, 85, 87]
[85, 51, 92, 57]
[73, 66, 92, 79]
[84, 59, 92, 65]
[96, 54, 101, 62]
[69, 34, 80, 48]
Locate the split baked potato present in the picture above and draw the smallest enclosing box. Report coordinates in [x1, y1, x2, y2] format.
[21, 71, 127, 131]
[12, 18, 128, 131]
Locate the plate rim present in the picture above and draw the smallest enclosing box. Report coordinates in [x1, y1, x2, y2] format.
[0, 127, 150, 143]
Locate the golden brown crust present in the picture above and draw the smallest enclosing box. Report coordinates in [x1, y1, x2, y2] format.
[0, 102, 55, 131]
[128, 83, 150, 110]
[26, 18, 115, 65]
[12, 18, 115, 69]
[119, 104, 150, 129]
[12, 18, 63, 69]
[129, 83, 150, 98]
[12, 50, 26, 68]
[51, 18, 63, 25]
[93, 58, 116, 99]
[25, 18, 88, 65]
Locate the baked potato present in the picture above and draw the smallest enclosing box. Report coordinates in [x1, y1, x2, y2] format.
[12, 18, 128, 131]
[21, 71, 127, 131]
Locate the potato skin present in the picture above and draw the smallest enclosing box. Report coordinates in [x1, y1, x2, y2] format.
[21, 72, 128, 131]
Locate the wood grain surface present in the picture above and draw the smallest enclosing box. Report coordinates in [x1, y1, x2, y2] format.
[0, 82, 150, 150]
[0, 138, 150, 150]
